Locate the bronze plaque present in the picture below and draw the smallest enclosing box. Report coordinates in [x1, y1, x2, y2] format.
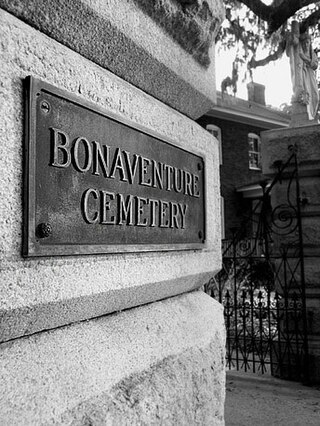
[24, 77, 205, 256]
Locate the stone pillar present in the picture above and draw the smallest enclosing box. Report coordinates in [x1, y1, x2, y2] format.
[262, 124, 320, 384]
[0, 1, 226, 424]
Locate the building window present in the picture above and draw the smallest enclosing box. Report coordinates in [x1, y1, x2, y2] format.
[248, 133, 261, 170]
[206, 124, 222, 165]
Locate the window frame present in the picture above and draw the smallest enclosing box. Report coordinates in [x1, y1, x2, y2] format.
[206, 124, 222, 165]
[248, 132, 261, 171]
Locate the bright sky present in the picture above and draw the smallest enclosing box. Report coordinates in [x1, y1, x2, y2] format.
[215, 0, 295, 109]
[215, 48, 293, 109]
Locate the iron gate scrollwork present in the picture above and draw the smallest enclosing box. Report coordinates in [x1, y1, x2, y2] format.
[206, 145, 309, 382]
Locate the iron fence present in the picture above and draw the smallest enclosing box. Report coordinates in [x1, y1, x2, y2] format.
[206, 145, 309, 382]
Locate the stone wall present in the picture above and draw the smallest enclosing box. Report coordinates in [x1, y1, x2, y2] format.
[262, 124, 320, 383]
[1, 292, 225, 424]
[0, 0, 224, 119]
[0, 2, 225, 424]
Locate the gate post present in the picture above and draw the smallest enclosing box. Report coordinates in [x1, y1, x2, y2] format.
[262, 124, 320, 384]
[0, 2, 226, 423]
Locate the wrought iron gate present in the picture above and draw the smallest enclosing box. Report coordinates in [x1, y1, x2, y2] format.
[206, 146, 309, 382]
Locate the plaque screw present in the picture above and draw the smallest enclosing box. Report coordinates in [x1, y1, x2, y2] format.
[198, 231, 203, 240]
[36, 223, 53, 239]
[40, 100, 51, 113]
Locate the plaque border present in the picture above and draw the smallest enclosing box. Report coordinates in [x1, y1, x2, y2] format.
[24, 76, 206, 257]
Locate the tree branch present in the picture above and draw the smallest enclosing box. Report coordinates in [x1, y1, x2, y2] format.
[300, 8, 320, 33]
[248, 41, 285, 69]
[237, 0, 273, 21]
[239, 0, 317, 34]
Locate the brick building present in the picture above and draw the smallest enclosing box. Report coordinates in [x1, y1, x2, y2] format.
[197, 83, 290, 241]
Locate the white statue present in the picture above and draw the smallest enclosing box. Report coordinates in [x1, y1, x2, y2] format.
[299, 32, 319, 120]
[286, 21, 319, 123]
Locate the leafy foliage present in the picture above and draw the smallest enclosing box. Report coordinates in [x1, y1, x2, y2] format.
[217, 1, 320, 93]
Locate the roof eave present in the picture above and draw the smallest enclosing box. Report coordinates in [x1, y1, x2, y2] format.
[206, 107, 289, 129]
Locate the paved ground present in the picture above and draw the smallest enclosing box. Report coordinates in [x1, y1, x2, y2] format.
[225, 370, 320, 426]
